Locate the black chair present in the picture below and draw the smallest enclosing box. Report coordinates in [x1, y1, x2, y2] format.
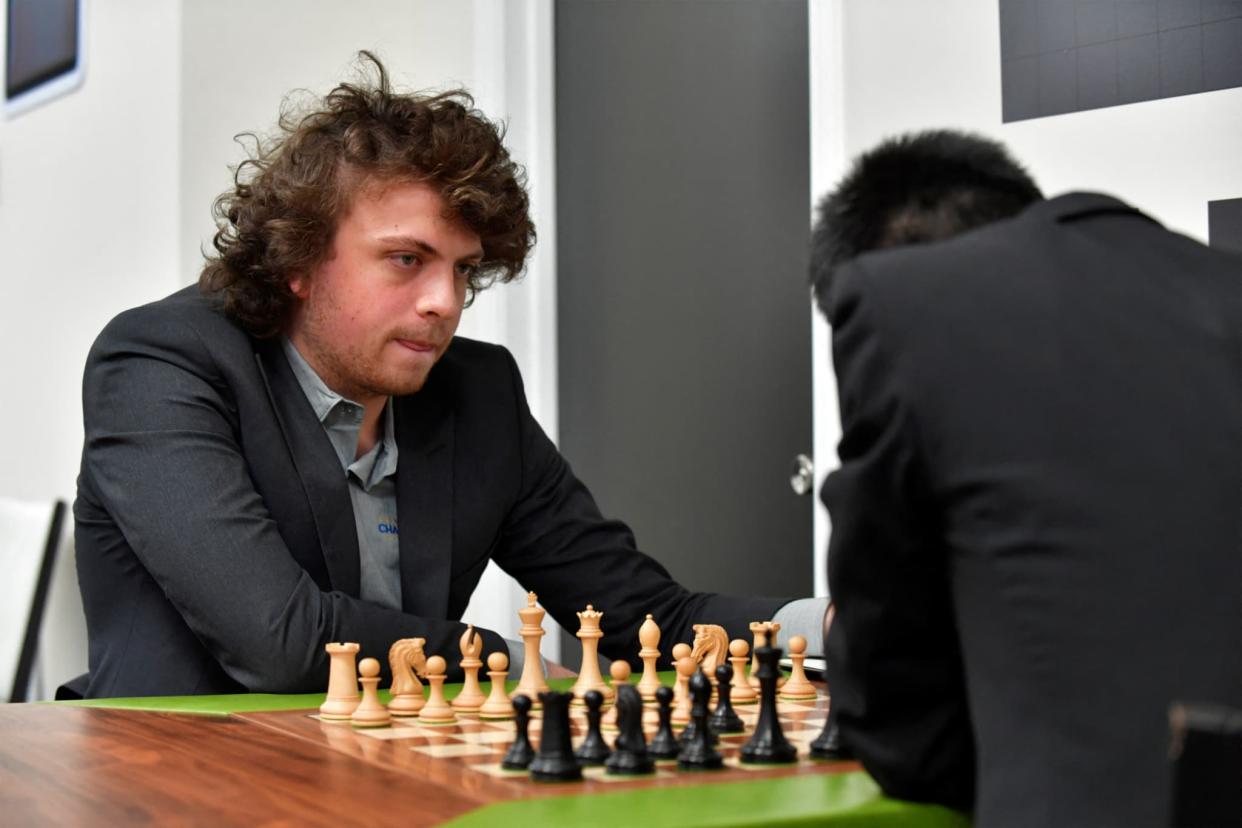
[1, 498, 66, 702]
[1168, 702, 1242, 828]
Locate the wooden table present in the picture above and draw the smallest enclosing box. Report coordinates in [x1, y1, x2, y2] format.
[0, 688, 971, 827]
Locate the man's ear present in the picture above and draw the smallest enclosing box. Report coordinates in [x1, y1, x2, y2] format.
[287, 273, 310, 299]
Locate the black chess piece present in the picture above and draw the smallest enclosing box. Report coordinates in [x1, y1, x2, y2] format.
[739, 646, 798, 764]
[647, 685, 679, 760]
[501, 693, 535, 770]
[708, 663, 745, 734]
[677, 669, 724, 770]
[605, 684, 654, 775]
[529, 690, 582, 781]
[810, 709, 854, 760]
[574, 689, 611, 765]
[679, 669, 720, 747]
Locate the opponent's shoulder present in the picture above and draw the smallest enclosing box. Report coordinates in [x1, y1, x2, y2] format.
[824, 200, 1053, 332]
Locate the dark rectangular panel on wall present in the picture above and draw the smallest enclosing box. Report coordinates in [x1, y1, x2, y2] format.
[1000, 0, 1242, 122]
[1208, 198, 1242, 255]
[555, 0, 813, 662]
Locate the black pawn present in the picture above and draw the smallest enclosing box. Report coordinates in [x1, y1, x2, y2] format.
[708, 663, 745, 733]
[574, 689, 611, 765]
[739, 646, 797, 764]
[677, 670, 724, 770]
[810, 709, 854, 760]
[647, 685, 679, 760]
[501, 693, 535, 770]
[529, 690, 582, 781]
[605, 684, 654, 775]
[679, 670, 719, 747]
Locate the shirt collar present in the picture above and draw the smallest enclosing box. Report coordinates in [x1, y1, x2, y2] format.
[281, 337, 399, 488]
[281, 337, 353, 423]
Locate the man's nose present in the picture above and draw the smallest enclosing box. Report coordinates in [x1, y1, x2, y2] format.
[416, 265, 460, 318]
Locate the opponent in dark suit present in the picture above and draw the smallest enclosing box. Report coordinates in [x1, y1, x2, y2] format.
[72, 56, 787, 698]
[812, 132, 1241, 826]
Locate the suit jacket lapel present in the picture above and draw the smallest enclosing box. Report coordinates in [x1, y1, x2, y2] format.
[255, 343, 362, 597]
[395, 382, 454, 619]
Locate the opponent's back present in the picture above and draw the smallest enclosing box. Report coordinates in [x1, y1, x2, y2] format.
[825, 193, 1242, 826]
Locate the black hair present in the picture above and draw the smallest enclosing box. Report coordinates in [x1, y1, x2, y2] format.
[810, 130, 1042, 305]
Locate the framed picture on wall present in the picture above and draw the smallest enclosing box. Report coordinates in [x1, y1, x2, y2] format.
[5, 0, 84, 118]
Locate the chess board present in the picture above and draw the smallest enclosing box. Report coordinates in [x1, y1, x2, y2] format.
[237, 691, 858, 803]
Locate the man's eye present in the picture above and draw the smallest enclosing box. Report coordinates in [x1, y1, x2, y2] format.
[393, 254, 420, 268]
[457, 263, 480, 280]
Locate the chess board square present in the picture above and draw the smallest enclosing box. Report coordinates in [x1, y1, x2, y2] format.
[470, 730, 519, 745]
[356, 725, 428, 740]
[470, 762, 532, 779]
[412, 719, 466, 729]
[582, 765, 676, 782]
[445, 722, 493, 734]
[401, 734, 461, 747]
[724, 756, 778, 772]
[785, 730, 821, 746]
[411, 742, 499, 758]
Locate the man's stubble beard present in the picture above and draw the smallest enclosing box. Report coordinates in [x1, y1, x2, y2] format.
[298, 326, 434, 402]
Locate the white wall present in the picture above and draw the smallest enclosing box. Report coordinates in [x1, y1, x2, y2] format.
[455, 0, 561, 659]
[0, 0, 182, 696]
[0, 0, 182, 505]
[809, 0, 1242, 592]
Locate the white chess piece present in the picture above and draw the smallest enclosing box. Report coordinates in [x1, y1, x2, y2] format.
[320, 642, 361, 721]
[478, 651, 516, 720]
[351, 657, 392, 728]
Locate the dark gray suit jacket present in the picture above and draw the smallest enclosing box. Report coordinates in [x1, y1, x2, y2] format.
[820, 194, 1242, 826]
[74, 286, 785, 697]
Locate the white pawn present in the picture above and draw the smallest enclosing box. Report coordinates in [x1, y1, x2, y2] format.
[478, 651, 516, 720]
[452, 626, 487, 712]
[672, 653, 695, 725]
[748, 621, 770, 689]
[602, 660, 631, 730]
[351, 657, 392, 728]
[728, 638, 758, 704]
[780, 634, 819, 700]
[419, 655, 457, 724]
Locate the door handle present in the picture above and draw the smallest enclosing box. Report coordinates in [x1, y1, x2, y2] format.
[789, 454, 814, 495]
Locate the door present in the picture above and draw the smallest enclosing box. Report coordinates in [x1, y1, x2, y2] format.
[555, 0, 813, 660]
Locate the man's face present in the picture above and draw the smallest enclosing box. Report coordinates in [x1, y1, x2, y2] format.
[286, 180, 482, 403]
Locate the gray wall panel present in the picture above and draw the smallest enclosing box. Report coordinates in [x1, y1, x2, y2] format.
[556, 0, 813, 623]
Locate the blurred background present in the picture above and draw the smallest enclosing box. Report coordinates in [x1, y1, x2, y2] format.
[1, 0, 1238, 698]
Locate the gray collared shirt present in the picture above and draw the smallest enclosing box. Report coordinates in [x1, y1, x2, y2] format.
[282, 339, 403, 611]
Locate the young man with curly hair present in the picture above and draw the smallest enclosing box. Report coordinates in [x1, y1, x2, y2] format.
[71, 55, 818, 699]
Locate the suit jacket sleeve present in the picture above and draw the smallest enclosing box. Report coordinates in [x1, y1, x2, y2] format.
[488, 349, 787, 664]
[820, 260, 976, 810]
[78, 303, 506, 693]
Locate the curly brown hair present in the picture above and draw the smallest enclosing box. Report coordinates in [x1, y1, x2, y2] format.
[200, 52, 535, 337]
